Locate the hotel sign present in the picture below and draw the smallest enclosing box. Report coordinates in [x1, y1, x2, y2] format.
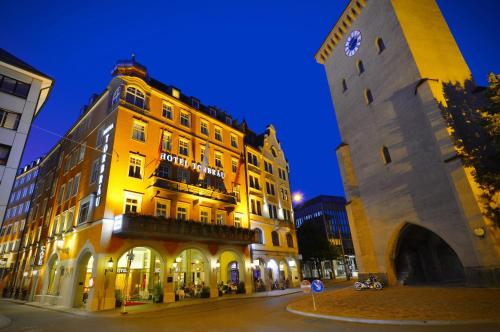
[95, 124, 114, 207]
[36, 245, 46, 266]
[160, 152, 225, 179]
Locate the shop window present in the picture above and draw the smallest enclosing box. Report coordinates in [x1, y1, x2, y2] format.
[125, 86, 145, 109]
[272, 231, 280, 246]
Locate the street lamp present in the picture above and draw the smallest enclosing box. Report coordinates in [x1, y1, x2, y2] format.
[121, 250, 135, 315]
[292, 191, 304, 205]
[105, 258, 114, 275]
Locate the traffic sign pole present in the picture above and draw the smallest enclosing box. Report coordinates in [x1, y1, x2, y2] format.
[311, 291, 316, 311]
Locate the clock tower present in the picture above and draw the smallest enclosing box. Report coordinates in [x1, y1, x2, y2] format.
[316, 0, 499, 286]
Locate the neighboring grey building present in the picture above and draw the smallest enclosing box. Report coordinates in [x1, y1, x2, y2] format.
[0, 49, 53, 223]
[315, 0, 499, 286]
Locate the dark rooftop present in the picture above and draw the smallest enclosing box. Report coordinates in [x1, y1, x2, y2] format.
[0, 48, 53, 80]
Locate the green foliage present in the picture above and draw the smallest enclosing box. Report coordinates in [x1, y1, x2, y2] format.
[200, 286, 211, 298]
[440, 74, 500, 226]
[297, 220, 343, 262]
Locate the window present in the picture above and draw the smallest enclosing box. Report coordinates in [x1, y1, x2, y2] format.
[0, 74, 31, 99]
[50, 178, 57, 198]
[124, 194, 141, 214]
[278, 168, 287, 181]
[216, 212, 225, 225]
[57, 184, 65, 205]
[161, 131, 172, 151]
[156, 199, 170, 217]
[249, 175, 260, 190]
[0, 108, 21, 130]
[90, 159, 99, 184]
[96, 127, 105, 146]
[231, 159, 238, 173]
[271, 231, 280, 246]
[382, 146, 392, 164]
[180, 111, 190, 127]
[234, 215, 241, 228]
[266, 182, 276, 196]
[281, 188, 289, 201]
[191, 98, 200, 109]
[268, 204, 278, 219]
[376, 37, 386, 53]
[128, 155, 143, 179]
[77, 201, 90, 224]
[230, 134, 238, 148]
[225, 116, 232, 125]
[78, 144, 86, 163]
[65, 178, 73, 200]
[250, 199, 262, 216]
[214, 127, 222, 142]
[125, 86, 145, 108]
[0, 144, 11, 166]
[200, 145, 206, 162]
[365, 89, 373, 105]
[200, 121, 209, 135]
[162, 103, 173, 119]
[44, 207, 52, 227]
[158, 162, 171, 178]
[254, 228, 263, 244]
[286, 233, 293, 248]
[215, 152, 223, 168]
[52, 215, 60, 236]
[247, 152, 258, 167]
[132, 121, 146, 142]
[357, 60, 365, 74]
[177, 168, 190, 183]
[209, 108, 217, 117]
[200, 210, 210, 223]
[264, 161, 273, 174]
[176, 206, 188, 220]
[179, 140, 189, 156]
[72, 173, 81, 196]
[342, 78, 347, 92]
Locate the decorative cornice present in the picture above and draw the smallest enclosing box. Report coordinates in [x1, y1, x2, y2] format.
[314, 0, 367, 65]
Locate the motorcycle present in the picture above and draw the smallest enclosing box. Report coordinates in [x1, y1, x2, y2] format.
[354, 275, 383, 291]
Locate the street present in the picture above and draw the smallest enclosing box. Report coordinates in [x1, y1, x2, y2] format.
[1, 292, 497, 332]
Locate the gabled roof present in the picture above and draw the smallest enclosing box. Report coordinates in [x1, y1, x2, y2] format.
[0, 48, 53, 80]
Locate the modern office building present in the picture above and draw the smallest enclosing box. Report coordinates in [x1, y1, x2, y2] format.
[315, 0, 499, 286]
[0, 49, 53, 223]
[294, 195, 356, 279]
[3, 57, 299, 310]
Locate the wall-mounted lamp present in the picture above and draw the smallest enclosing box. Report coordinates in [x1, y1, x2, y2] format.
[175, 257, 182, 263]
[212, 260, 220, 272]
[105, 257, 114, 275]
[22, 271, 29, 277]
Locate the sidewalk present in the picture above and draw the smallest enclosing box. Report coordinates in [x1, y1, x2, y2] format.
[287, 286, 500, 325]
[1, 287, 302, 317]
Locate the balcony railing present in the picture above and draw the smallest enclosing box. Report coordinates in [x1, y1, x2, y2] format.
[150, 176, 237, 204]
[113, 213, 257, 245]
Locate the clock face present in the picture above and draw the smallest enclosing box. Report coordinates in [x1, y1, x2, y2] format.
[345, 30, 362, 57]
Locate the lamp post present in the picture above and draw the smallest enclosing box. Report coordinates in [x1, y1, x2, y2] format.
[121, 251, 134, 315]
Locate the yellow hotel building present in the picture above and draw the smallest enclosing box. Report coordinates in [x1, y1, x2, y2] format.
[1, 58, 299, 310]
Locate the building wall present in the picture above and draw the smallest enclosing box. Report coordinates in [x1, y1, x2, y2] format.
[318, 0, 499, 285]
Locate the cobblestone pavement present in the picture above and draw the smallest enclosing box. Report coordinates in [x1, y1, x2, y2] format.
[288, 286, 500, 322]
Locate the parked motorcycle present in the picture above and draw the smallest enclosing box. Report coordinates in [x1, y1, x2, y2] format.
[354, 275, 383, 291]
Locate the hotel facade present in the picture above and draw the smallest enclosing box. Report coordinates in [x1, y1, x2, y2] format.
[0, 58, 299, 310]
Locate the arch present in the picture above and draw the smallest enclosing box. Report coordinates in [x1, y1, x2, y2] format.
[115, 246, 165, 304]
[43, 253, 60, 296]
[266, 259, 279, 286]
[72, 249, 95, 308]
[376, 37, 386, 53]
[286, 233, 293, 248]
[271, 231, 280, 246]
[217, 249, 245, 288]
[393, 223, 465, 285]
[172, 247, 210, 298]
[125, 86, 146, 109]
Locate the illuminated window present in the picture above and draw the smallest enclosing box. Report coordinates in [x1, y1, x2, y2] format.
[161, 130, 172, 151]
[132, 121, 146, 142]
[179, 140, 189, 156]
[177, 168, 190, 183]
[78, 144, 86, 163]
[230, 134, 238, 148]
[376, 37, 386, 54]
[231, 159, 238, 173]
[200, 209, 210, 223]
[65, 178, 73, 201]
[125, 86, 145, 109]
[180, 111, 190, 127]
[77, 199, 90, 225]
[247, 152, 258, 167]
[176, 206, 188, 220]
[155, 199, 170, 217]
[200, 145, 206, 162]
[214, 127, 222, 142]
[124, 192, 142, 214]
[234, 215, 241, 228]
[57, 184, 65, 205]
[128, 155, 143, 179]
[271, 231, 280, 246]
[365, 89, 373, 105]
[162, 103, 173, 119]
[200, 121, 209, 135]
[216, 211, 225, 225]
[72, 173, 81, 196]
[215, 152, 223, 168]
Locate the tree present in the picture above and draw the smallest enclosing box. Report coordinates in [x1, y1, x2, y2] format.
[440, 74, 500, 227]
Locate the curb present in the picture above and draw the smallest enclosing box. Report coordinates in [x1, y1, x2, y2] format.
[286, 306, 500, 326]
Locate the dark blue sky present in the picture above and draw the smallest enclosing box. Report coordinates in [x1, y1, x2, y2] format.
[1, 0, 499, 201]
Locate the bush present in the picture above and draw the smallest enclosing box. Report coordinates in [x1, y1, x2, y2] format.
[200, 286, 211, 298]
[237, 281, 245, 294]
[115, 289, 123, 308]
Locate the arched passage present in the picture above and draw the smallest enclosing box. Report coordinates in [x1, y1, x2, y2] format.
[44, 254, 60, 296]
[115, 247, 164, 304]
[173, 248, 209, 298]
[394, 224, 465, 284]
[73, 251, 94, 308]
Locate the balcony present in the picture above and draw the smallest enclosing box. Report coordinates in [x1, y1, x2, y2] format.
[150, 176, 237, 205]
[113, 213, 257, 245]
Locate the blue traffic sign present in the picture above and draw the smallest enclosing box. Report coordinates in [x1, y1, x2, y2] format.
[311, 279, 324, 293]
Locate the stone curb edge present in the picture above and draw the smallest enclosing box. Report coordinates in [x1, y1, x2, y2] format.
[285, 306, 500, 326]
